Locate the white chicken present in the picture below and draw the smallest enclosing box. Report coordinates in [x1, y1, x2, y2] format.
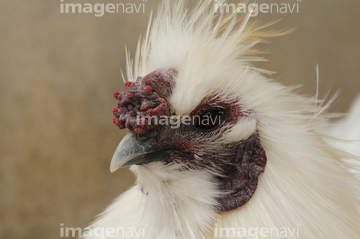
[81, 1, 360, 238]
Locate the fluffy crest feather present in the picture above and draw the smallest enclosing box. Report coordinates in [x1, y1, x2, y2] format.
[125, 0, 288, 82]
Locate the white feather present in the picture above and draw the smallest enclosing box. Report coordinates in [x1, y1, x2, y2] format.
[318, 94, 360, 156]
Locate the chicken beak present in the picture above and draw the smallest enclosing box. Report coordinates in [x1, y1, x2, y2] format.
[110, 132, 158, 172]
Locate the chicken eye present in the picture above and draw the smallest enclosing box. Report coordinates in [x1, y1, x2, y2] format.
[194, 108, 225, 131]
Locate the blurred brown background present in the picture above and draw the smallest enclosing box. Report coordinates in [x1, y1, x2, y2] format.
[1, 0, 359, 238]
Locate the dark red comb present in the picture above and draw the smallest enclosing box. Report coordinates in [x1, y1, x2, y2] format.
[112, 69, 177, 134]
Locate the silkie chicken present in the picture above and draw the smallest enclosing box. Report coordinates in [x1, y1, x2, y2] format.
[81, 1, 360, 238]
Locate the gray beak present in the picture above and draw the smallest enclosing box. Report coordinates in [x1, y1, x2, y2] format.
[110, 132, 157, 172]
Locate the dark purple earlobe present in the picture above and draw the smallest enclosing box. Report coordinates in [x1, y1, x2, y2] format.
[216, 133, 267, 212]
